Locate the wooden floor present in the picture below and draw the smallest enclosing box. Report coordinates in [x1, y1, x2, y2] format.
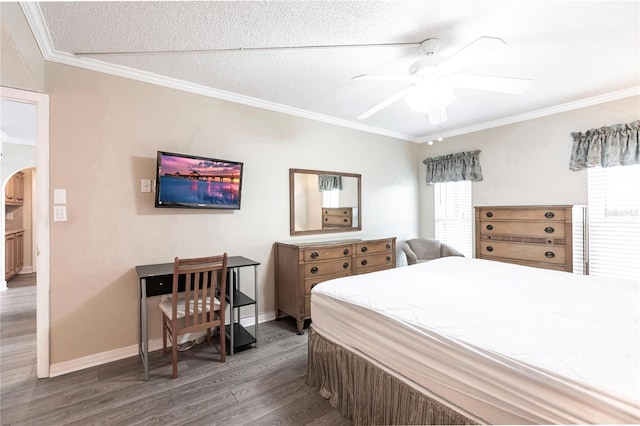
[0, 274, 349, 425]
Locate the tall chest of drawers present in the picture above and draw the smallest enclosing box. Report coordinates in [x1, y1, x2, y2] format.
[275, 237, 396, 334]
[475, 205, 586, 272]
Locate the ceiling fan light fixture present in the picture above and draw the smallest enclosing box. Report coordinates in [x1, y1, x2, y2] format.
[405, 83, 455, 112]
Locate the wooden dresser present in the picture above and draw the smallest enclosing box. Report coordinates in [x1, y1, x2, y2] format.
[475, 205, 585, 272]
[275, 237, 396, 334]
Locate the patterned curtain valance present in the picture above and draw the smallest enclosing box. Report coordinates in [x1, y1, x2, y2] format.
[423, 150, 483, 184]
[318, 175, 343, 191]
[569, 120, 640, 171]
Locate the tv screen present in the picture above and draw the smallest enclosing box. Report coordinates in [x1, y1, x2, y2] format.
[155, 151, 243, 210]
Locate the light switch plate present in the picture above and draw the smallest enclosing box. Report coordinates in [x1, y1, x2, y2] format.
[53, 205, 67, 222]
[53, 188, 67, 204]
[141, 179, 151, 193]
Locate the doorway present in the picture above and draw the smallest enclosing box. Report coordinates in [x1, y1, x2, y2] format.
[0, 86, 50, 378]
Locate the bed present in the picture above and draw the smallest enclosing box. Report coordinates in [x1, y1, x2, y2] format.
[308, 257, 639, 424]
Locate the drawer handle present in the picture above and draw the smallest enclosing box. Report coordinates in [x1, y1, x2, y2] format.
[343, 218, 348, 223]
[386, 243, 391, 249]
[310, 251, 319, 259]
[544, 227, 554, 234]
[343, 210, 348, 215]
[545, 212, 555, 219]
[361, 259, 368, 266]
[486, 224, 493, 230]
[310, 266, 318, 274]
[545, 251, 555, 258]
[486, 246, 494, 252]
[343, 249, 349, 255]
[343, 262, 350, 269]
[361, 247, 368, 253]
[486, 212, 493, 218]
[386, 256, 391, 262]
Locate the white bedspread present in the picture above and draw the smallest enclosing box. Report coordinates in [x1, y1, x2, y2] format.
[311, 257, 640, 424]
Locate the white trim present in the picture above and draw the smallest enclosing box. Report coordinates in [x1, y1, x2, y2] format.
[418, 86, 640, 143]
[49, 311, 276, 377]
[0, 86, 51, 379]
[20, 2, 640, 145]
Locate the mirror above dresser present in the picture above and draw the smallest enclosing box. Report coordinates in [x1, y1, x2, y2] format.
[289, 168, 361, 236]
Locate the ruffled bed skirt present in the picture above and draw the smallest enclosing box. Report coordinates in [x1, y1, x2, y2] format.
[306, 327, 477, 425]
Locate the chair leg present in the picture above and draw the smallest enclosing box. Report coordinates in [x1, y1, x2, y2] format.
[162, 318, 167, 355]
[171, 327, 178, 379]
[219, 323, 226, 363]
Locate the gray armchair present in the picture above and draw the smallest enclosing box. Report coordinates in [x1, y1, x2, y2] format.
[402, 238, 464, 265]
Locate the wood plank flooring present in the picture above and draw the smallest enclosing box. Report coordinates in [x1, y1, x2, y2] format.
[0, 275, 350, 425]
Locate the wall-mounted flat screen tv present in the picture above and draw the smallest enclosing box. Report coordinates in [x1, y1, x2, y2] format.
[155, 151, 243, 210]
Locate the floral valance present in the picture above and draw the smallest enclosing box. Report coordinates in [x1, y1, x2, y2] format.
[318, 175, 343, 191]
[569, 120, 640, 171]
[423, 150, 483, 184]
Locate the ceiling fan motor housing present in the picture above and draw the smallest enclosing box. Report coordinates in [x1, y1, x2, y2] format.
[418, 38, 441, 56]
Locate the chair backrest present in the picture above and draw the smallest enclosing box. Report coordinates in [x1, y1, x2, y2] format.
[403, 238, 464, 264]
[171, 254, 227, 331]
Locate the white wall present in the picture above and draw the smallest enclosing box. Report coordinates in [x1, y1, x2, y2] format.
[417, 96, 640, 241]
[46, 61, 419, 364]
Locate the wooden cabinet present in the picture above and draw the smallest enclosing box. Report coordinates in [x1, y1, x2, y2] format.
[5, 230, 24, 280]
[275, 237, 396, 334]
[5, 172, 25, 206]
[475, 205, 585, 272]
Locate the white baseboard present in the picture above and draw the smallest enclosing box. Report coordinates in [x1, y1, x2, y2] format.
[49, 310, 276, 377]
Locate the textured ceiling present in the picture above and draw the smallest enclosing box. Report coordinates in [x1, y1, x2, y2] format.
[29, 1, 640, 142]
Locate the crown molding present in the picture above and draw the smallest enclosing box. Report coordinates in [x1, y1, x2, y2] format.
[20, 2, 638, 146]
[417, 86, 640, 143]
[19, 2, 420, 144]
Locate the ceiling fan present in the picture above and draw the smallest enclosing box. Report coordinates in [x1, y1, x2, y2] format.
[353, 36, 533, 125]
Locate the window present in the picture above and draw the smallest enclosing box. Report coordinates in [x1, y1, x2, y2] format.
[434, 181, 473, 257]
[587, 165, 640, 280]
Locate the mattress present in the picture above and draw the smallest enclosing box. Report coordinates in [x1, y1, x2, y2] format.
[310, 257, 640, 424]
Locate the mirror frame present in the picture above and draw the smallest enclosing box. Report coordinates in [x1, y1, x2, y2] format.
[289, 168, 362, 236]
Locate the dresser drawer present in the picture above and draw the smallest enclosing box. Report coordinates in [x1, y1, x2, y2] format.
[479, 241, 566, 265]
[323, 215, 352, 227]
[354, 252, 394, 271]
[355, 240, 394, 255]
[480, 221, 566, 239]
[303, 258, 352, 278]
[303, 244, 352, 262]
[304, 272, 351, 295]
[478, 207, 566, 221]
[322, 208, 352, 217]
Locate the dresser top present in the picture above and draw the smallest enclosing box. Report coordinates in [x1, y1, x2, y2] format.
[276, 236, 395, 249]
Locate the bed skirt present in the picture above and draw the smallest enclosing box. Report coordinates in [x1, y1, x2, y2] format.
[306, 326, 477, 425]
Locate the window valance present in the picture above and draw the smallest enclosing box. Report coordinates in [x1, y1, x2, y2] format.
[569, 120, 640, 171]
[318, 175, 343, 191]
[423, 150, 483, 184]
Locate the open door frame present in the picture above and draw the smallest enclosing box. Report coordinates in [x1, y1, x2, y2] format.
[1, 86, 50, 378]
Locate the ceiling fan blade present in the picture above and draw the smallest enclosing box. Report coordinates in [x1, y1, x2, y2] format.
[357, 88, 411, 120]
[427, 107, 448, 126]
[449, 74, 533, 94]
[436, 36, 507, 76]
[352, 74, 418, 83]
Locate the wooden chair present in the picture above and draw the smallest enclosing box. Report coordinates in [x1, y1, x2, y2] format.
[159, 254, 227, 378]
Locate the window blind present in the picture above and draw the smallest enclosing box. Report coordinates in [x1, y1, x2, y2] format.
[587, 165, 640, 280]
[434, 181, 473, 258]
